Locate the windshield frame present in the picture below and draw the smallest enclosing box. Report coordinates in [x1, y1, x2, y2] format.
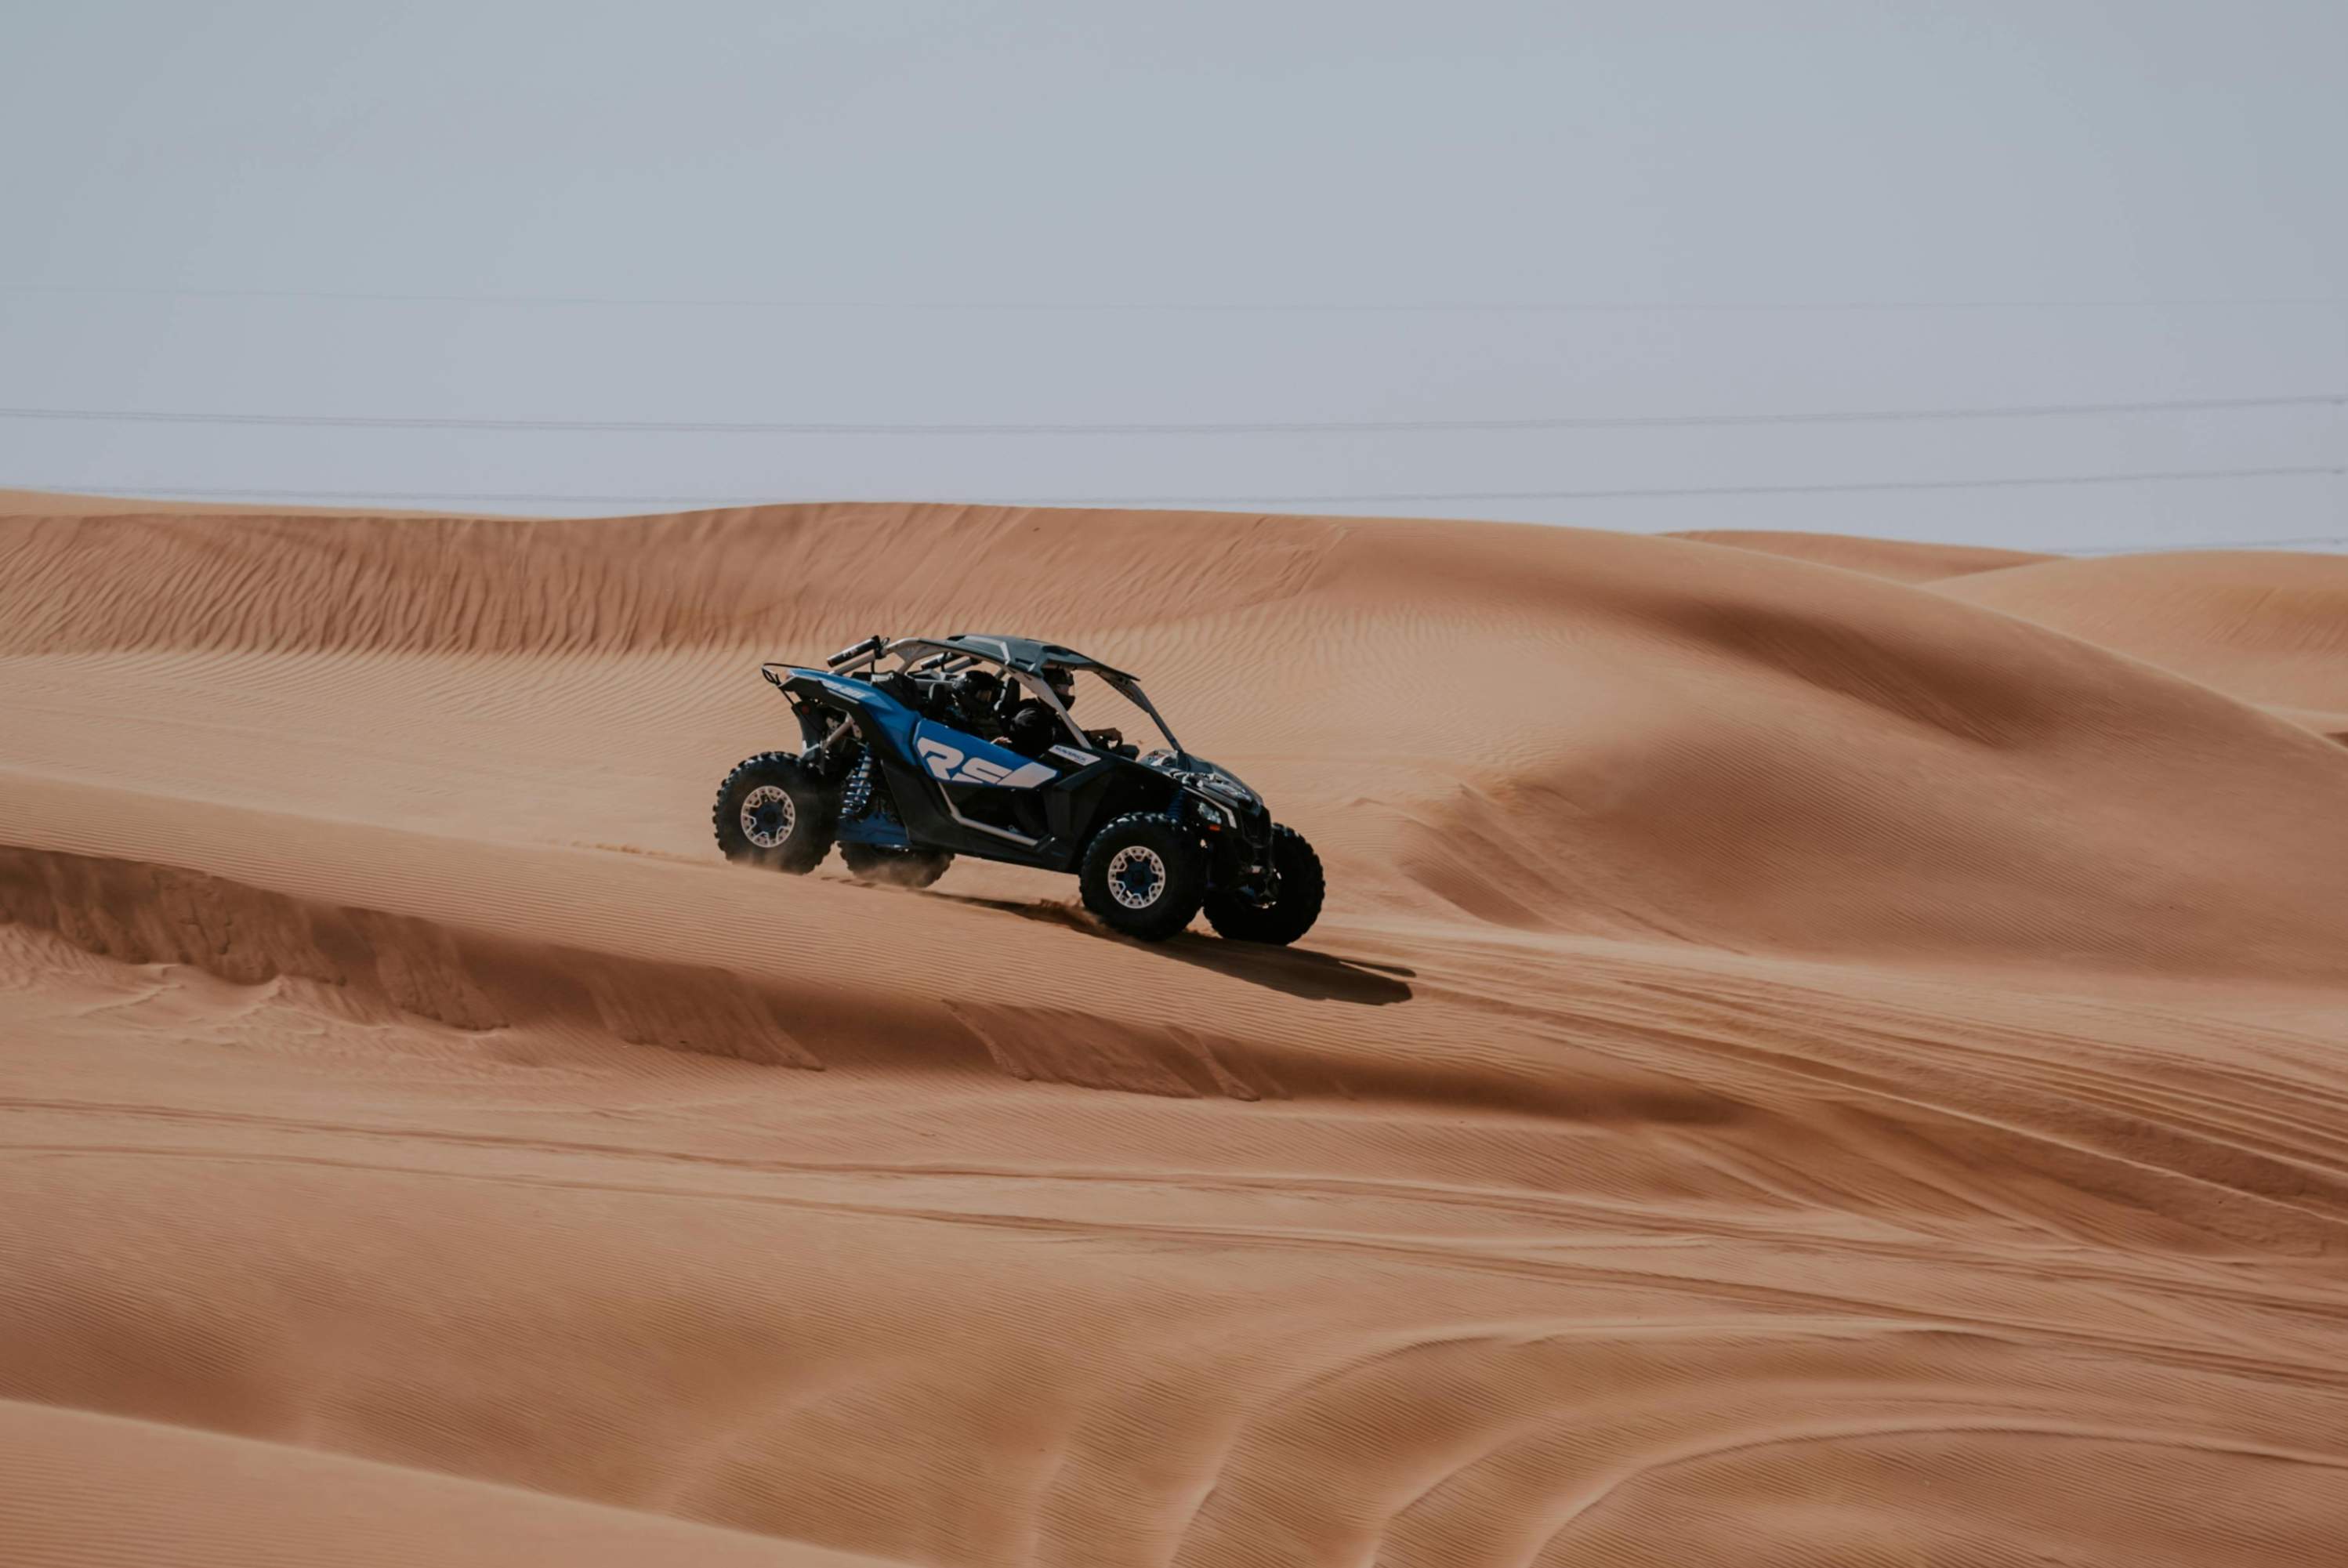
[1085, 670, 1183, 759]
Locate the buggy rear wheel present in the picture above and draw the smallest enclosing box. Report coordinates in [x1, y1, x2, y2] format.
[1078, 813, 1206, 941]
[840, 843, 954, 889]
[713, 752, 834, 874]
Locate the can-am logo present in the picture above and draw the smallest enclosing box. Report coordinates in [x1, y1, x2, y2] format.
[916, 737, 1053, 788]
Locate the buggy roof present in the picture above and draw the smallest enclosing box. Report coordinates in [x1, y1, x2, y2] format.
[933, 633, 1133, 681]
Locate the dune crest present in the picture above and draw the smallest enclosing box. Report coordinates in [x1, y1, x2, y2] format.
[1666, 527, 2056, 581]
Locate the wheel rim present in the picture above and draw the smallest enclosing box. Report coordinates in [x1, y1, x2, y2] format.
[1106, 845, 1168, 910]
[741, 784, 795, 849]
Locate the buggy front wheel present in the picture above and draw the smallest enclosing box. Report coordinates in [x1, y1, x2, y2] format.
[1078, 813, 1206, 941]
[1203, 824, 1324, 946]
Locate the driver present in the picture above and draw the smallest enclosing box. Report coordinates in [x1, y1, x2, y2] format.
[943, 667, 1005, 734]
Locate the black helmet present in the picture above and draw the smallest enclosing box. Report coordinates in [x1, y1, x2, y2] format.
[951, 667, 1002, 724]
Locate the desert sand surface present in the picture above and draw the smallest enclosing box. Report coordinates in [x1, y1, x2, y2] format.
[4, 496, 2346, 1566]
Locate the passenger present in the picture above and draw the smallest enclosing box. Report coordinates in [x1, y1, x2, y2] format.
[1004, 700, 1058, 757]
[1003, 668, 1077, 759]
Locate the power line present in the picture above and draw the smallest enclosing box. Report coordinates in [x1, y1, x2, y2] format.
[5, 281, 2344, 314]
[2, 392, 2339, 438]
[24, 463, 2341, 512]
[1106, 467, 2348, 507]
[2057, 533, 2348, 555]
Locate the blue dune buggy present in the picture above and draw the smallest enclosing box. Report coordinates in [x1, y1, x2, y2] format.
[713, 633, 1323, 943]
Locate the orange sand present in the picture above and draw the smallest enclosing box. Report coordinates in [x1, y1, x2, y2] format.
[3, 495, 2344, 1566]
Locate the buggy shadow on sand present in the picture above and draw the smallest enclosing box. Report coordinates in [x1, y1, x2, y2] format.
[926, 889, 1409, 1004]
[715, 633, 1324, 943]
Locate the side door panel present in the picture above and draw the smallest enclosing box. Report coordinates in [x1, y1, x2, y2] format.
[910, 720, 1063, 842]
[910, 721, 1059, 794]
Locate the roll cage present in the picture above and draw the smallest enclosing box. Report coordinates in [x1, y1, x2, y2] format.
[763, 632, 1189, 762]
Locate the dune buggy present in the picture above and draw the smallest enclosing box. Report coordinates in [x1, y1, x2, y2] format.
[712, 633, 1323, 943]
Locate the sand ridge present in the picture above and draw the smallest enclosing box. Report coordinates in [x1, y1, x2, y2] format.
[1665, 527, 2056, 582]
[3, 494, 2346, 1565]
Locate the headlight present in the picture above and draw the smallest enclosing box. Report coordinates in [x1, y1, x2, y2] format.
[1180, 770, 1253, 805]
[1186, 790, 1237, 828]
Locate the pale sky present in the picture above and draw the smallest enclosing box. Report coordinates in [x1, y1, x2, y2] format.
[3, 1, 2343, 549]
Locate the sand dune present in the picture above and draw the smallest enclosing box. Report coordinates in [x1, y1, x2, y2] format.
[3, 495, 2345, 1565]
[1934, 549, 2348, 719]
